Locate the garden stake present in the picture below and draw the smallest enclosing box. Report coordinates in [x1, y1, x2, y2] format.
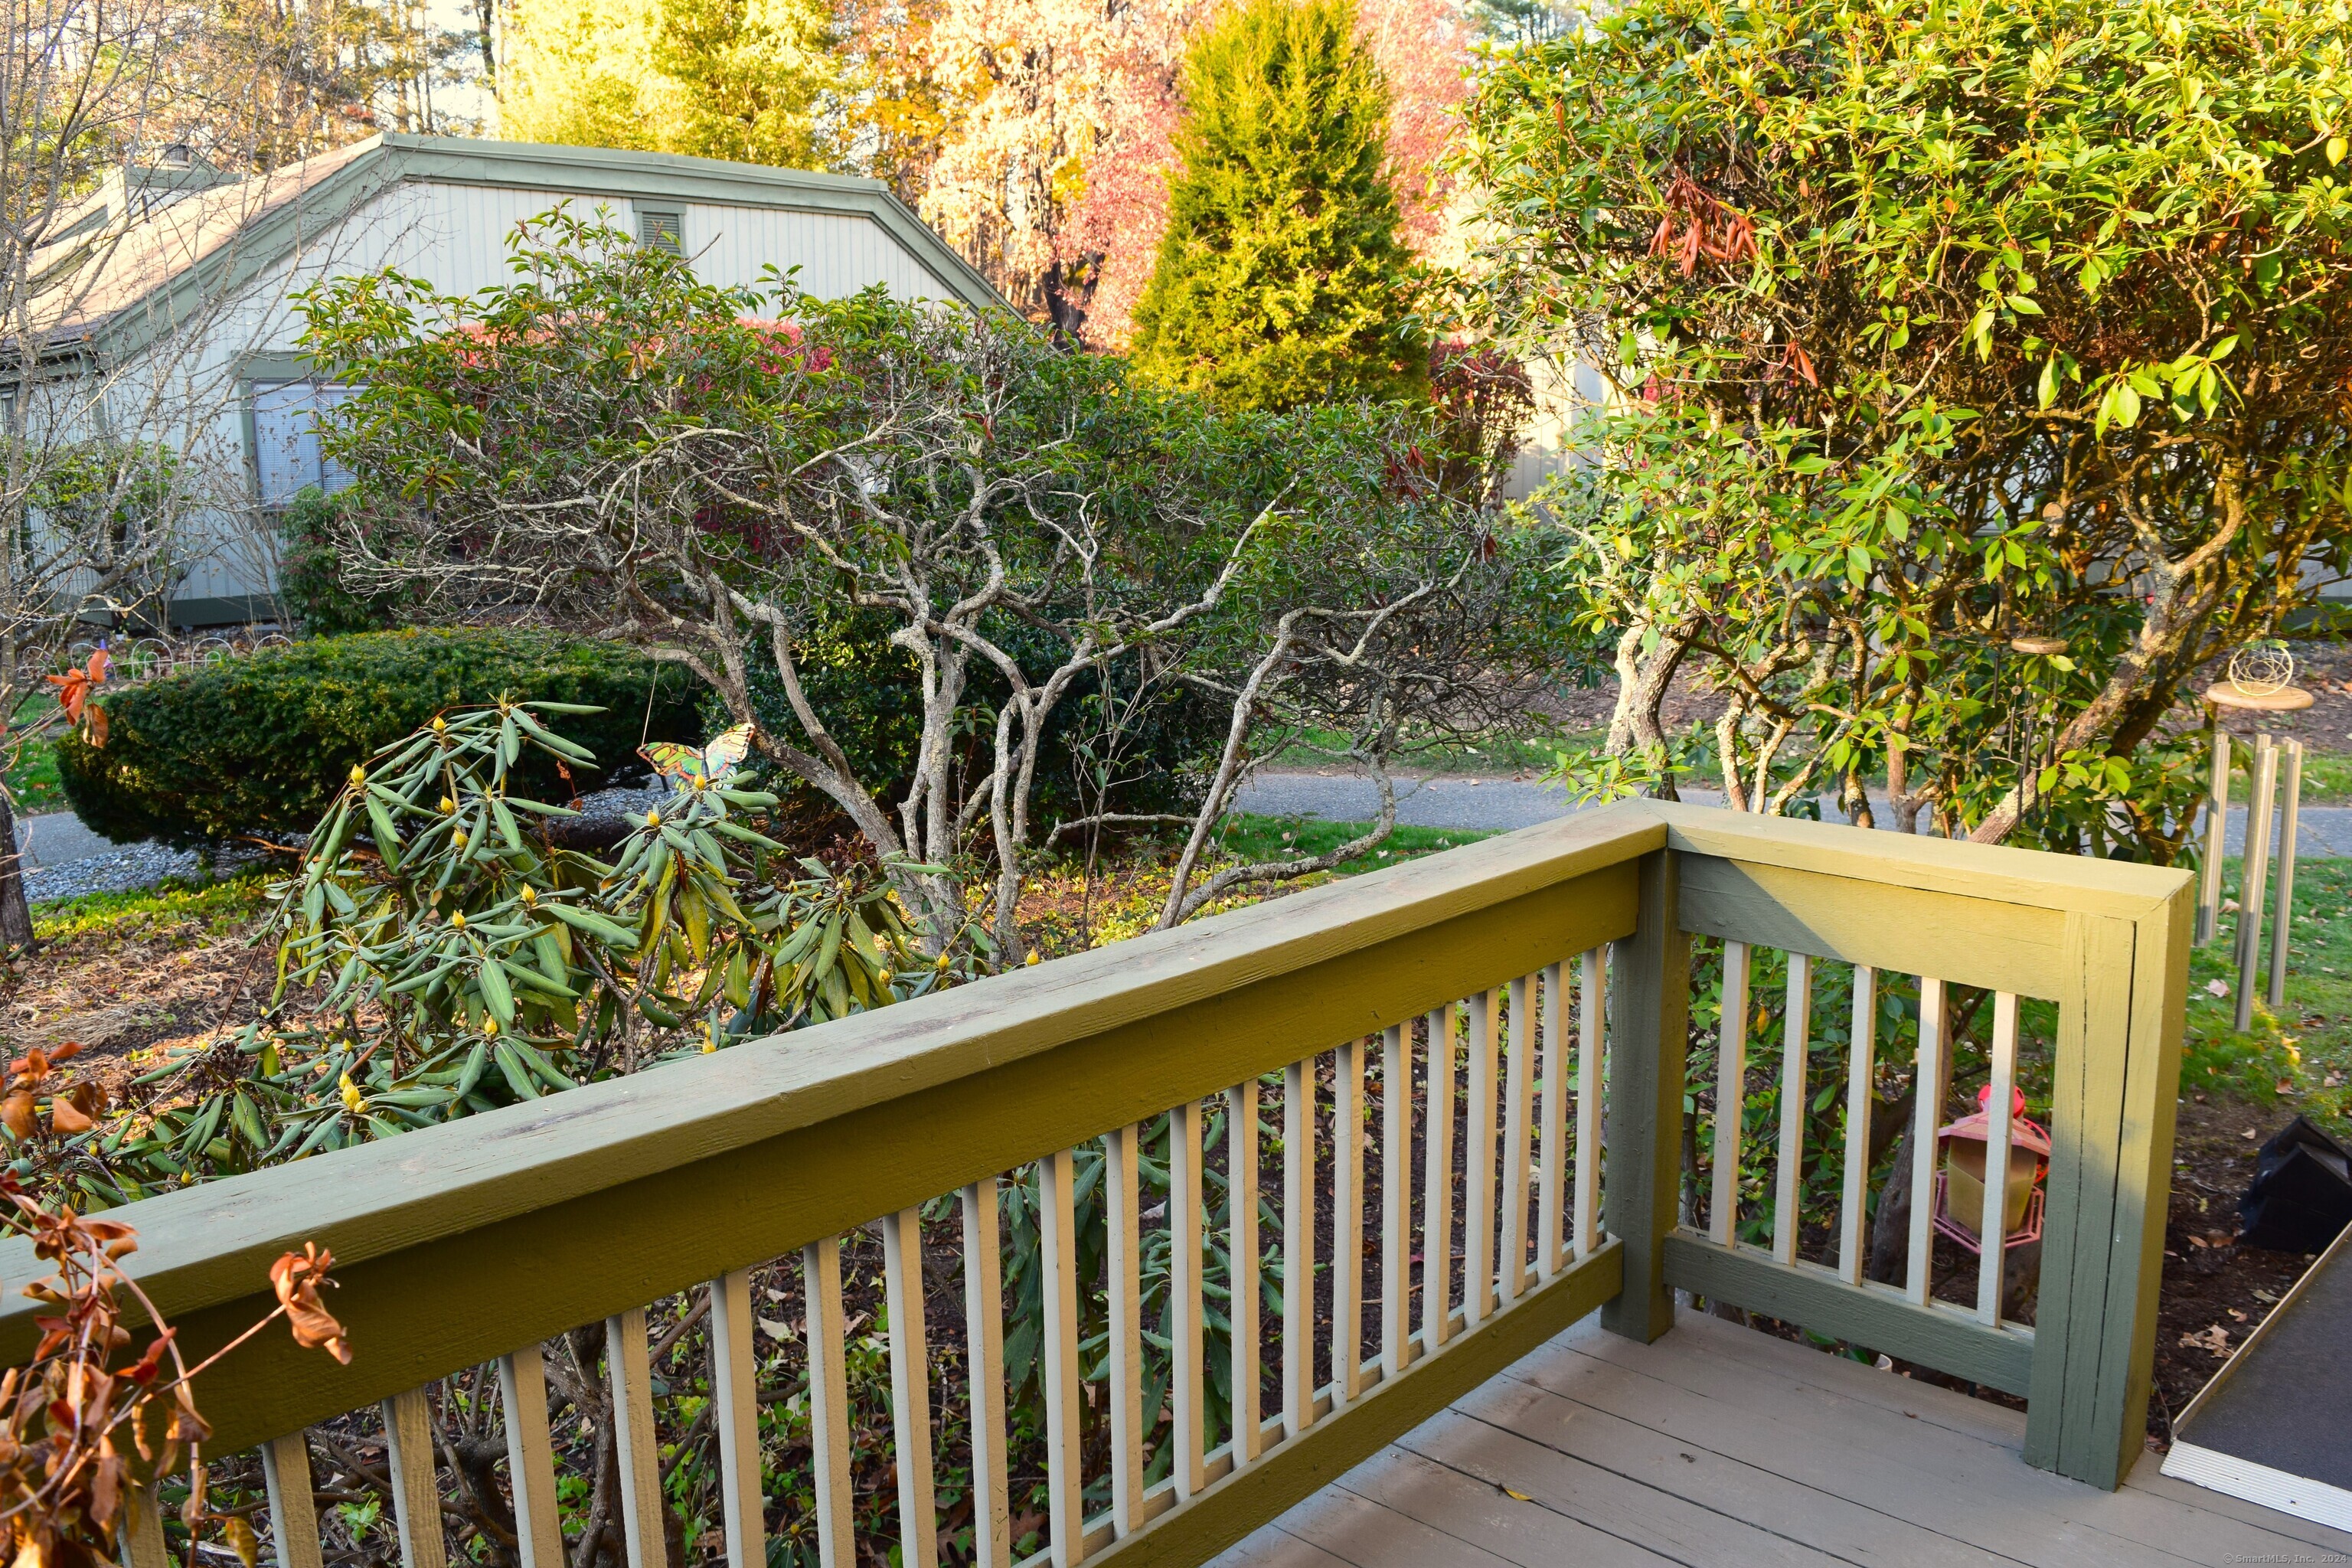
[2269, 738, 2305, 1011]
[2236, 733, 2278, 1034]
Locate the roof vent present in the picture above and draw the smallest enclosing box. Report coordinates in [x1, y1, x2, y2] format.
[637, 207, 684, 256]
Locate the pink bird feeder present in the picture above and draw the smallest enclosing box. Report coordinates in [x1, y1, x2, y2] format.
[1932, 1085, 2052, 1254]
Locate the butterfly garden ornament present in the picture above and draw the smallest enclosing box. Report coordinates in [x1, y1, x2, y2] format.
[640, 722, 756, 787]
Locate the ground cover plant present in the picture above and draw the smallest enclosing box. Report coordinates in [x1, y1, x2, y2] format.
[1464, 0, 2352, 859]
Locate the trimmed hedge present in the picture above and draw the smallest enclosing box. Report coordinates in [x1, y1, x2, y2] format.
[58, 630, 701, 847]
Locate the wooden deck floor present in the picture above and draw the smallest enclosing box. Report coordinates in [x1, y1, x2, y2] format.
[1210, 1310, 2352, 1568]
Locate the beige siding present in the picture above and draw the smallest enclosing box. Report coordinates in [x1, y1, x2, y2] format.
[136, 175, 973, 621]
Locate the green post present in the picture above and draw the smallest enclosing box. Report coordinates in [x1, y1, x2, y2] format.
[2024, 890, 2190, 1487]
[1602, 847, 1687, 1343]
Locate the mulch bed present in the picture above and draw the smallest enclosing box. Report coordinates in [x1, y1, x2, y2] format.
[2148, 1093, 2323, 1449]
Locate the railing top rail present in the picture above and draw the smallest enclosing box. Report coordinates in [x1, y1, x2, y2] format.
[1646, 799, 2192, 919]
[0, 804, 1663, 1363]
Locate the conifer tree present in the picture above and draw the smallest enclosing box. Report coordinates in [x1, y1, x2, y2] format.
[1130, 0, 1426, 411]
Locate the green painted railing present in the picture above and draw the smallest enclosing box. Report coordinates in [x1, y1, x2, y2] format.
[0, 801, 2189, 1568]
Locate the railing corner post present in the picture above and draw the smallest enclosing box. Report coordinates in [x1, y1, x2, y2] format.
[1602, 844, 1687, 1344]
[2024, 892, 2190, 1489]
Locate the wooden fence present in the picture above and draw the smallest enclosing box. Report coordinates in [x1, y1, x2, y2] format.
[0, 800, 2191, 1568]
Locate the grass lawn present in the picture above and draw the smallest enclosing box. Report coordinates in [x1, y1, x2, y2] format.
[5, 732, 64, 813]
[1264, 724, 1569, 776]
[2184, 854, 2352, 1134]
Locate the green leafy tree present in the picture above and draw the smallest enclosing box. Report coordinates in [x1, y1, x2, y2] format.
[1130, 0, 1427, 412]
[296, 213, 1547, 959]
[1464, 0, 2352, 858]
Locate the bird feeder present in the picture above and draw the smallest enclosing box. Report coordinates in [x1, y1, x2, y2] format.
[1932, 1085, 2050, 1254]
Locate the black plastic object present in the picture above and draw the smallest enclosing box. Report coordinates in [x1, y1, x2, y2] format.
[2239, 1116, 2352, 1255]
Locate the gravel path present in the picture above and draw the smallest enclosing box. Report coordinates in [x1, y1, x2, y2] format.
[11, 785, 677, 904]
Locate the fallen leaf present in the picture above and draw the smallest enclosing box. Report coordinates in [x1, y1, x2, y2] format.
[1499, 1487, 1534, 1503]
[2179, 1324, 2231, 1356]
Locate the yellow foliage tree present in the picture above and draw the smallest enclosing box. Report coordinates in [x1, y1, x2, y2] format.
[501, 0, 832, 168]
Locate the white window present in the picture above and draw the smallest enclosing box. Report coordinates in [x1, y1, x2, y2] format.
[251, 381, 356, 505]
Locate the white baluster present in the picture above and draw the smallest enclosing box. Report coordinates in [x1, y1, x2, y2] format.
[603, 1309, 667, 1568]
[1282, 1057, 1315, 1440]
[1380, 1024, 1410, 1378]
[1774, 953, 1812, 1267]
[1841, 967, 1877, 1285]
[1171, 1099, 1207, 1501]
[1229, 1080, 1263, 1464]
[1537, 962, 1566, 1282]
[1422, 1006, 1457, 1354]
[1106, 1125, 1145, 1534]
[1039, 1148, 1086, 1563]
[1576, 950, 1604, 1257]
[710, 1270, 768, 1568]
[1907, 978, 1949, 1306]
[381, 1387, 448, 1568]
[881, 1214, 937, 1568]
[1712, 940, 1751, 1246]
[1501, 975, 1535, 1304]
[1978, 992, 2021, 1327]
[496, 1348, 564, 1568]
[260, 1433, 324, 1568]
[1334, 1037, 1366, 1404]
[804, 1237, 855, 1567]
[962, 1179, 1012, 1568]
[1465, 990, 1500, 1327]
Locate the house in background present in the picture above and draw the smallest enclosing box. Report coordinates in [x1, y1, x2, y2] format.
[32, 134, 1007, 629]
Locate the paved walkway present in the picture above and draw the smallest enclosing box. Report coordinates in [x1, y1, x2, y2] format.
[1232, 772, 2352, 856]
[13, 811, 116, 870]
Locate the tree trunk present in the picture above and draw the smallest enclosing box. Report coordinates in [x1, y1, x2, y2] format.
[0, 788, 31, 952]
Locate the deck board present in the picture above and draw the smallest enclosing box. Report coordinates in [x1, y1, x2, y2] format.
[1209, 1310, 2347, 1568]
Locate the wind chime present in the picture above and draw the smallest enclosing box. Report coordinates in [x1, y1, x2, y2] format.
[2197, 644, 2314, 1031]
[1931, 1084, 2052, 1254]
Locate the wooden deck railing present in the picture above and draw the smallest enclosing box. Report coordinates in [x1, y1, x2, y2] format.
[0, 801, 2190, 1568]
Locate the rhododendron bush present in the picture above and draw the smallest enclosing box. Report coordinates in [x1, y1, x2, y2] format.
[295, 211, 1572, 956]
[1462, 0, 2352, 858]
